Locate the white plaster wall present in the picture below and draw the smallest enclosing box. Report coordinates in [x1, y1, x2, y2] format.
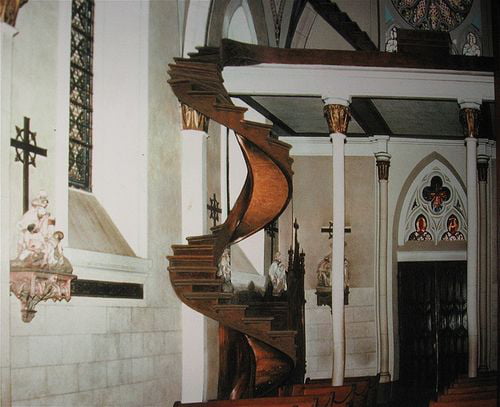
[93, 0, 148, 257]
[6, 1, 184, 406]
[10, 1, 59, 257]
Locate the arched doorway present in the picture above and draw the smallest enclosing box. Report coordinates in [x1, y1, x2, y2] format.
[395, 155, 468, 405]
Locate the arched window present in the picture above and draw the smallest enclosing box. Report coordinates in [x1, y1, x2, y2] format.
[68, 0, 94, 191]
[399, 159, 467, 245]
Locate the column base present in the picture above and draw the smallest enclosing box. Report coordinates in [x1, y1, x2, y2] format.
[379, 371, 391, 384]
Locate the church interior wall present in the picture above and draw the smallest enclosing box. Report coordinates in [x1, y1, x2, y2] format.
[281, 153, 377, 380]
[3, 1, 185, 406]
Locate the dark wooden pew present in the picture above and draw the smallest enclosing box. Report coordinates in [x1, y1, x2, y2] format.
[429, 399, 497, 407]
[445, 383, 497, 394]
[173, 395, 329, 407]
[287, 384, 355, 407]
[437, 390, 497, 402]
[305, 375, 379, 407]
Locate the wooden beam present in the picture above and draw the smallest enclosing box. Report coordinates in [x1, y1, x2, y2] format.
[236, 95, 298, 137]
[350, 98, 393, 136]
[308, 0, 377, 51]
[220, 39, 494, 72]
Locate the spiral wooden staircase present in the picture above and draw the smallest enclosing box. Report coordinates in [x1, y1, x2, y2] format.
[166, 50, 301, 399]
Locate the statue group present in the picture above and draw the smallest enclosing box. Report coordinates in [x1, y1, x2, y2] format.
[11, 191, 72, 273]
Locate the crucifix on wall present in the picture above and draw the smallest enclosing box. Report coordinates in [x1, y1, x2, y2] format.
[320, 221, 351, 238]
[207, 193, 222, 227]
[265, 220, 278, 263]
[10, 117, 47, 214]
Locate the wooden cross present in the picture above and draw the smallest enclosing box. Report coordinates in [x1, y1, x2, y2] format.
[321, 221, 351, 239]
[207, 193, 222, 227]
[265, 220, 278, 262]
[10, 117, 47, 213]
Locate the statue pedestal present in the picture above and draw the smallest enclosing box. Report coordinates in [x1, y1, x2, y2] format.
[10, 269, 76, 322]
[315, 286, 349, 307]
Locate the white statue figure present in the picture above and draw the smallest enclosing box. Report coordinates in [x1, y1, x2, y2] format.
[12, 191, 72, 273]
[217, 248, 233, 293]
[268, 251, 287, 296]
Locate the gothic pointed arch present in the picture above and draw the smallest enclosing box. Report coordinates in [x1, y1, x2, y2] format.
[395, 153, 467, 247]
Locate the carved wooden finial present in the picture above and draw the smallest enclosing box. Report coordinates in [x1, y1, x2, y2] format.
[0, 0, 28, 27]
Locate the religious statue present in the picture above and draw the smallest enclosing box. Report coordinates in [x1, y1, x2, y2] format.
[267, 251, 287, 296]
[11, 191, 72, 273]
[316, 251, 331, 287]
[462, 32, 480, 57]
[217, 248, 233, 293]
[316, 243, 350, 289]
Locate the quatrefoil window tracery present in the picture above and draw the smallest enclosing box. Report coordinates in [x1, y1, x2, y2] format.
[403, 169, 467, 244]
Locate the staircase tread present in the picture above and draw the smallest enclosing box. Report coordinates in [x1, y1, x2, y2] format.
[168, 265, 218, 271]
[214, 103, 247, 113]
[213, 304, 248, 311]
[242, 119, 273, 130]
[268, 330, 297, 336]
[172, 279, 223, 286]
[167, 255, 214, 260]
[183, 292, 233, 299]
[242, 316, 275, 322]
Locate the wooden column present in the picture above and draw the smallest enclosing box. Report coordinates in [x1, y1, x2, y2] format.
[477, 152, 489, 372]
[459, 102, 480, 378]
[374, 136, 391, 384]
[180, 103, 210, 402]
[323, 98, 350, 386]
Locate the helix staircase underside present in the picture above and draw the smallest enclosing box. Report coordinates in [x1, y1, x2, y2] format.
[166, 49, 296, 397]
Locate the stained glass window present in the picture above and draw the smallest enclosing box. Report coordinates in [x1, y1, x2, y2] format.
[68, 0, 94, 191]
[391, 0, 473, 32]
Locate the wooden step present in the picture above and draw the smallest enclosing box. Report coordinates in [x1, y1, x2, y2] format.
[168, 266, 218, 279]
[183, 292, 233, 301]
[171, 244, 213, 256]
[167, 255, 214, 267]
[214, 103, 247, 114]
[446, 384, 497, 394]
[186, 234, 217, 245]
[268, 330, 296, 338]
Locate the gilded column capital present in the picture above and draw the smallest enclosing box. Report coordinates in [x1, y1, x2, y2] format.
[477, 155, 489, 183]
[323, 104, 351, 135]
[181, 103, 209, 132]
[0, 0, 27, 27]
[459, 106, 480, 138]
[375, 152, 391, 181]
